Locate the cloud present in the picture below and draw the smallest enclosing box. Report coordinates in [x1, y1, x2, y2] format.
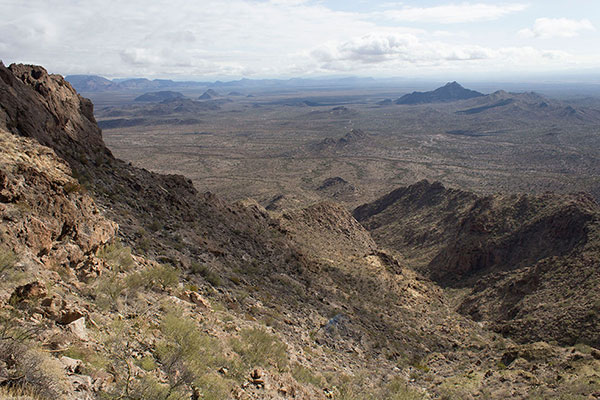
[378, 2, 528, 24]
[308, 33, 587, 75]
[0, 0, 597, 78]
[519, 18, 595, 39]
[311, 33, 491, 66]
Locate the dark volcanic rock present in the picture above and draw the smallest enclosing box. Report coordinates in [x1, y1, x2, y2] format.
[395, 82, 484, 105]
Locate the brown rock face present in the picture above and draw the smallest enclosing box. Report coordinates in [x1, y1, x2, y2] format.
[10, 281, 48, 302]
[0, 63, 110, 164]
[354, 180, 600, 346]
[0, 129, 117, 269]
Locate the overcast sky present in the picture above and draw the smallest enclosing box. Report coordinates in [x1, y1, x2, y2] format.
[1, 0, 599, 80]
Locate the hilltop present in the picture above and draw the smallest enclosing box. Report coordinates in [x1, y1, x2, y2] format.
[395, 82, 484, 104]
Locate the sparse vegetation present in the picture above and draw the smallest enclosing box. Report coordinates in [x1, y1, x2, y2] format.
[0, 339, 66, 399]
[230, 327, 288, 371]
[127, 263, 179, 291]
[190, 262, 222, 287]
[97, 241, 134, 272]
[156, 312, 234, 398]
[0, 245, 17, 275]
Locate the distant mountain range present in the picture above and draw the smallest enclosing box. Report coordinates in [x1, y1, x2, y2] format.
[66, 75, 209, 92]
[395, 81, 484, 104]
[65, 74, 380, 92]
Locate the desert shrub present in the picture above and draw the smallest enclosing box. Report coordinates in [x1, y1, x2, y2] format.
[194, 373, 232, 400]
[137, 355, 158, 372]
[127, 374, 183, 400]
[323, 372, 423, 400]
[126, 264, 179, 292]
[190, 262, 222, 287]
[155, 312, 234, 397]
[148, 220, 163, 232]
[0, 245, 18, 275]
[230, 327, 288, 371]
[291, 363, 325, 387]
[63, 343, 109, 370]
[0, 312, 39, 343]
[96, 272, 126, 310]
[97, 241, 134, 272]
[0, 340, 66, 399]
[0, 385, 43, 399]
[63, 181, 82, 194]
[384, 377, 424, 400]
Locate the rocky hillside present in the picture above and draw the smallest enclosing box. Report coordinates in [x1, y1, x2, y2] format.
[2, 62, 600, 399]
[457, 90, 600, 123]
[354, 180, 600, 346]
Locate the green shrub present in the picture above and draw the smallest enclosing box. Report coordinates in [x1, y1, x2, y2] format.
[138, 355, 158, 372]
[96, 272, 126, 310]
[230, 327, 288, 371]
[128, 374, 183, 400]
[0, 340, 66, 399]
[194, 373, 232, 400]
[190, 262, 222, 287]
[156, 312, 232, 395]
[127, 264, 179, 291]
[0, 245, 17, 274]
[291, 363, 325, 387]
[97, 241, 134, 272]
[384, 377, 424, 400]
[63, 344, 110, 370]
[63, 181, 82, 194]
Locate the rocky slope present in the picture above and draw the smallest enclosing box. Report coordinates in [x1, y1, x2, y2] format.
[2, 62, 600, 399]
[354, 180, 600, 346]
[457, 90, 600, 123]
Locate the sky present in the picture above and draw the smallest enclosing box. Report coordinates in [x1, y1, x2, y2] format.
[0, 0, 599, 80]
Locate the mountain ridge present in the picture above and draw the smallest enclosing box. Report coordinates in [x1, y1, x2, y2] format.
[395, 81, 484, 104]
[3, 62, 600, 399]
[353, 180, 600, 346]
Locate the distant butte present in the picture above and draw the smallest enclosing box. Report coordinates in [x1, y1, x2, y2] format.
[395, 81, 484, 104]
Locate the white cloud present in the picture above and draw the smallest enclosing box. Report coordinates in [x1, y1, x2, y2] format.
[378, 2, 528, 24]
[519, 18, 595, 39]
[0, 0, 598, 78]
[311, 33, 491, 66]
[308, 33, 589, 75]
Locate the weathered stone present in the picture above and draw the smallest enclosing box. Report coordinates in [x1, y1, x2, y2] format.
[10, 281, 47, 302]
[60, 356, 83, 374]
[67, 317, 89, 341]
